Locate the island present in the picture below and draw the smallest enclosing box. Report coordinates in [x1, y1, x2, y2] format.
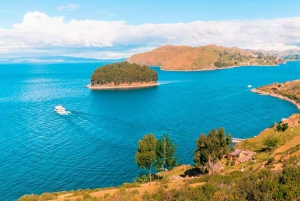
[127, 44, 285, 71]
[87, 61, 158, 90]
[252, 80, 300, 109]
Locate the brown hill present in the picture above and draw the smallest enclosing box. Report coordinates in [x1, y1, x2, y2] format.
[127, 45, 284, 70]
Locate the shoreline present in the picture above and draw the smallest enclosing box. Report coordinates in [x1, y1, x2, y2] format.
[251, 88, 300, 110]
[151, 63, 282, 72]
[87, 82, 159, 90]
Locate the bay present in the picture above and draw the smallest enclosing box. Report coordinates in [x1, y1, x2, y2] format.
[0, 61, 299, 200]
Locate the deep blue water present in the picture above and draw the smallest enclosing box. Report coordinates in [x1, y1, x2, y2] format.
[0, 61, 300, 200]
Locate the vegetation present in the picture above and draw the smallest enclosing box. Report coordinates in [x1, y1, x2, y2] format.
[194, 128, 232, 174]
[154, 134, 177, 171]
[90, 61, 158, 86]
[255, 80, 300, 105]
[127, 45, 284, 71]
[135, 134, 157, 183]
[18, 114, 300, 201]
[135, 134, 178, 183]
[19, 164, 300, 201]
[263, 135, 280, 150]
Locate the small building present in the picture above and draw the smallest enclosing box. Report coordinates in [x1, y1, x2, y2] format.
[229, 149, 256, 165]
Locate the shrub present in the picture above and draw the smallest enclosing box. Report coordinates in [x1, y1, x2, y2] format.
[276, 124, 282, 131]
[263, 135, 279, 150]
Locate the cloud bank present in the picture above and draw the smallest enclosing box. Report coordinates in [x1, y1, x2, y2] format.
[56, 4, 80, 11]
[1, 11, 300, 59]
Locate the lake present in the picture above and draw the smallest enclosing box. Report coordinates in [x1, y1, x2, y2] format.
[0, 61, 299, 200]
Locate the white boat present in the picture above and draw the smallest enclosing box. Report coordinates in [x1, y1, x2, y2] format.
[54, 105, 70, 115]
[247, 85, 252, 88]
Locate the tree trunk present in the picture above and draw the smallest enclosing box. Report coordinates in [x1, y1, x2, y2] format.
[208, 155, 212, 175]
[149, 166, 152, 184]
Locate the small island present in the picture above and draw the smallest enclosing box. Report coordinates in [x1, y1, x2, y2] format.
[252, 80, 300, 109]
[88, 61, 158, 90]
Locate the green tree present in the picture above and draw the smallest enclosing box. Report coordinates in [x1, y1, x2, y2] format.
[263, 135, 279, 150]
[135, 134, 157, 183]
[194, 128, 232, 174]
[154, 134, 177, 171]
[281, 123, 288, 132]
[91, 61, 158, 86]
[276, 124, 282, 132]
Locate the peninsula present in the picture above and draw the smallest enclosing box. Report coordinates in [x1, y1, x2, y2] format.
[88, 61, 158, 90]
[252, 80, 300, 109]
[127, 45, 285, 71]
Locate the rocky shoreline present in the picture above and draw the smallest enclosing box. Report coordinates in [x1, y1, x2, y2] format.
[251, 88, 300, 110]
[87, 82, 159, 90]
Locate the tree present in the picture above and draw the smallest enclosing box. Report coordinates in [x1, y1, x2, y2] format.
[91, 61, 158, 86]
[135, 134, 157, 183]
[263, 135, 279, 150]
[154, 134, 177, 171]
[194, 128, 232, 174]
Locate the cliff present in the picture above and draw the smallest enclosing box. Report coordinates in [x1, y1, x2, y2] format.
[127, 45, 284, 71]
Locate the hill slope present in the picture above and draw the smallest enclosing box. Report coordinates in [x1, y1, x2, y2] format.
[127, 45, 284, 71]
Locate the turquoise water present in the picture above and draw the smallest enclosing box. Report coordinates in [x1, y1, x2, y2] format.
[0, 61, 300, 200]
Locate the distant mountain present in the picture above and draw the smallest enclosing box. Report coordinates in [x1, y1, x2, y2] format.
[0, 56, 126, 63]
[127, 45, 285, 71]
[262, 49, 300, 60]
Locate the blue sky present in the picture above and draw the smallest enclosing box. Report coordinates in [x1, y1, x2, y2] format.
[0, 0, 300, 59]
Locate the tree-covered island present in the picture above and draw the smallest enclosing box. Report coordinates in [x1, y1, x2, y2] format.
[88, 61, 158, 89]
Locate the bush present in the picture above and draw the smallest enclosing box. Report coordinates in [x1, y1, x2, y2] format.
[266, 157, 275, 166]
[263, 135, 279, 150]
[281, 123, 288, 132]
[276, 124, 282, 131]
[123, 182, 140, 188]
[134, 173, 149, 183]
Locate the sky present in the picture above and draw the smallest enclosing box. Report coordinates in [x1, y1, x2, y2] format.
[0, 0, 300, 59]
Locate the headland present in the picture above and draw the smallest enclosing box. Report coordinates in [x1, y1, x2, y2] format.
[251, 80, 300, 109]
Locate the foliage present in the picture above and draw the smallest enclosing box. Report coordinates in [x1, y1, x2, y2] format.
[154, 134, 177, 171]
[133, 172, 149, 183]
[276, 124, 282, 132]
[135, 134, 157, 183]
[122, 182, 140, 188]
[137, 166, 300, 201]
[281, 123, 288, 132]
[263, 135, 279, 150]
[194, 127, 232, 174]
[18, 193, 57, 201]
[91, 61, 158, 86]
[276, 123, 288, 132]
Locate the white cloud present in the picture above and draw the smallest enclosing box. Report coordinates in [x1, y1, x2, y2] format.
[56, 4, 80, 11]
[98, 9, 115, 17]
[0, 11, 300, 59]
